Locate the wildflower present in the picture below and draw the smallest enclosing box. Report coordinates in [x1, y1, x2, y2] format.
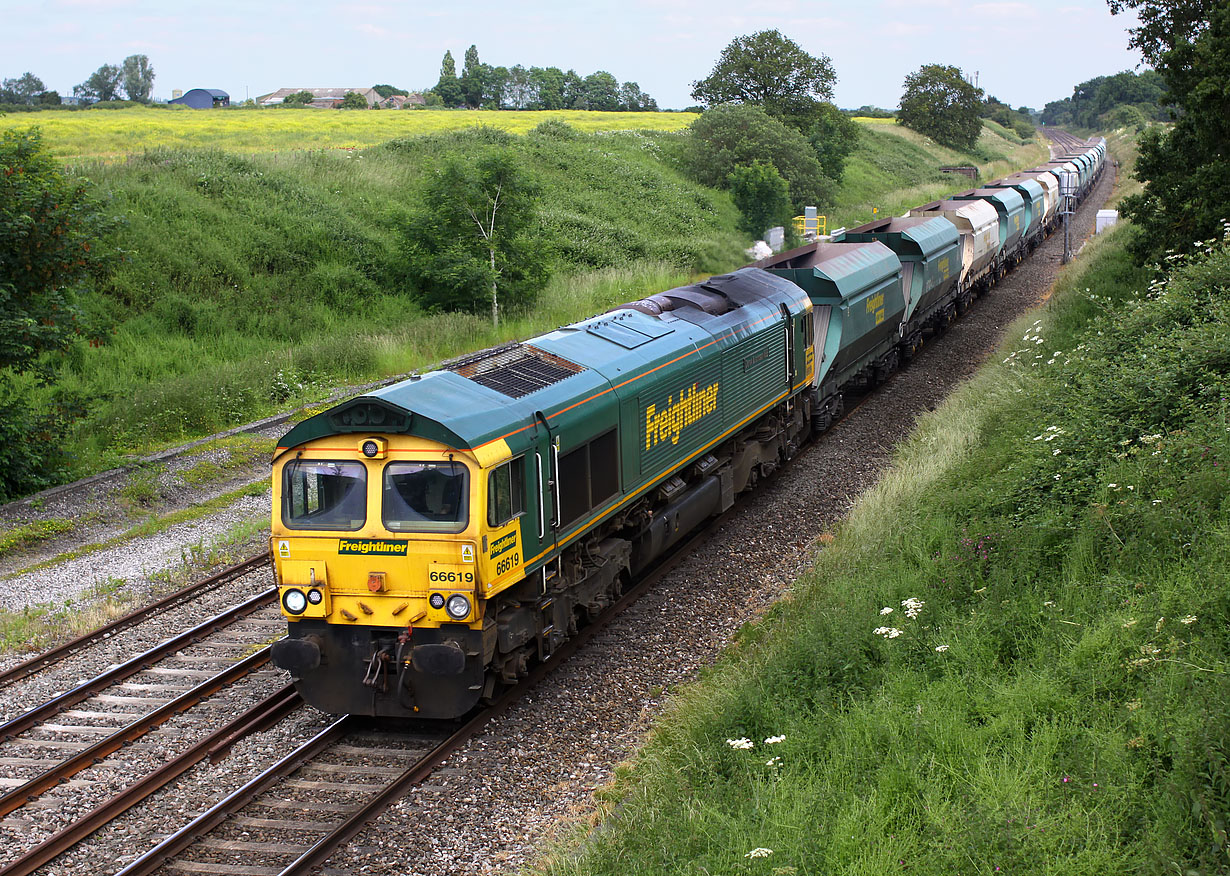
[901, 597, 925, 618]
[1054, 474, 1061, 480]
[1053, 449, 1062, 455]
[1122, 618, 1137, 628]
[1108, 483, 1118, 489]
[880, 607, 894, 615]
[874, 627, 904, 639]
[1044, 600, 1055, 607]
[935, 644, 949, 652]
[745, 848, 773, 858]
[1152, 499, 1163, 504]
[727, 738, 754, 750]
[1155, 616, 1166, 631]
[1126, 699, 1142, 710]
[766, 756, 782, 766]
[765, 735, 787, 744]
[1180, 615, 1197, 625]
[1063, 776, 1070, 783]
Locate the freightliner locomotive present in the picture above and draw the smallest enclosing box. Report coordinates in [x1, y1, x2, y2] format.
[269, 139, 1106, 719]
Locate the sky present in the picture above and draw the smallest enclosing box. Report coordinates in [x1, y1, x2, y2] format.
[3, 0, 1144, 111]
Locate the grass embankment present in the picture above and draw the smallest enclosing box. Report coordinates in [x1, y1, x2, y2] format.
[0, 107, 696, 162]
[542, 226, 1230, 872]
[20, 117, 1039, 484]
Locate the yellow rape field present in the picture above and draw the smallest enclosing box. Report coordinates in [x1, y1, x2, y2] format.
[2, 107, 698, 161]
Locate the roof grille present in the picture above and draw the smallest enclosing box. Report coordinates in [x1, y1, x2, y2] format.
[447, 343, 585, 399]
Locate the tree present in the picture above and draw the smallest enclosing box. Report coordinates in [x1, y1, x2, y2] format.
[691, 30, 836, 126]
[503, 65, 536, 110]
[529, 67, 567, 109]
[807, 102, 860, 180]
[460, 45, 486, 108]
[1107, 0, 1217, 65]
[618, 81, 657, 112]
[1118, 0, 1230, 261]
[685, 105, 834, 210]
[1, 128, 112, 374]
[120, 54, 154, 102]
[372, 84, 408, 99]
[281, 90, 315, 107]
[1, 73, 46, 104]
[577, 71, 619, 111]
[340, 91, 368, 109]
[898, 64, 984, 150]
[405, 147, 548, 326]
[433, 51, 463, 107]
[728, 161, 792, 236]
[75, 64, 123, 103]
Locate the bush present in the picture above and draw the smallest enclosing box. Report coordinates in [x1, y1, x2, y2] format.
[0, 370, 67, 501]
[684, 105, 835, 209]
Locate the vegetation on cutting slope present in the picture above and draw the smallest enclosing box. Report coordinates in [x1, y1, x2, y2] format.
[0, 114, 1040, 499]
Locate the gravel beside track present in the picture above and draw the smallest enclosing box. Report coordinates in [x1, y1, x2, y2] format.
[0, 154, 1114, 876]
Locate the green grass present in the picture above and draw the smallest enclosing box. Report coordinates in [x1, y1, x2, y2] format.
[826, 122, 1049, 231]
[180, 434, 274, 487]
[0, 518, 78, 561]
[8, 481, 267, 577]
[539, 204, 1230, 869]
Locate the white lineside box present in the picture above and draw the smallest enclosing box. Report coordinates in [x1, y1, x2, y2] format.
[1096, 210, 1119, 233]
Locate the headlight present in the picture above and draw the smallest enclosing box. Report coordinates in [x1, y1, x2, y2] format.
[445, 594, 471, 619]
[307, 588, 323, 605]
[283, 588, 308, 615]
[429, 592, 445, 609]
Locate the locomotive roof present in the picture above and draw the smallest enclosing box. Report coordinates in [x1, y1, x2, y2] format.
[274, 268, 809, 458]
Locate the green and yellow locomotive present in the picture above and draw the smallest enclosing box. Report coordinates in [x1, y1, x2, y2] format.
[270, 268, 815, 719]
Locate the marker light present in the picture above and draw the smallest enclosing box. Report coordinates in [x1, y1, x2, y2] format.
[429, 593, 445, 609]
[445, 594, 471, 620]
[362, 440, 379, 458]
[307, 588, 323, 605]
[283, 588, 308, 615]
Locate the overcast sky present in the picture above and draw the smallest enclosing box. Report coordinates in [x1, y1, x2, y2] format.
[5, 0, 1143, 111]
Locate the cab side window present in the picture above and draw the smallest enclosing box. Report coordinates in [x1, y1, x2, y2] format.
[487, 458, 525, 527]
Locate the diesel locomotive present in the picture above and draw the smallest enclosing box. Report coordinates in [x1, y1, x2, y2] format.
[270, 138, 1107, 719]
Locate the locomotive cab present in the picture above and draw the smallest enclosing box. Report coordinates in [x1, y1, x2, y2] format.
[270, 393, 530, 719]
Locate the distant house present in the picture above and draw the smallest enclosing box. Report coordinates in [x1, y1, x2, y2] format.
[380, 93, 426, 109]
[257, 87, 380, 108]
[169, 88, 230, 109]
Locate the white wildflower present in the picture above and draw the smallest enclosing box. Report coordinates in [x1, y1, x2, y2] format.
[727, 737, 754, 750]
[880, 607, 894, 615]
[1180, 615, 1197, 625]
[874, 626, 904, 639]
[901, 597, 925, 618]
[935, 644, 949, 652]
[765, 735, 787, 744]
[745, 848, 774, 858]
[766, 756, 782, 766]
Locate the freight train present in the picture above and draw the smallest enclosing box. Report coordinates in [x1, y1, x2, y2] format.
[269, 138, 1106, 719]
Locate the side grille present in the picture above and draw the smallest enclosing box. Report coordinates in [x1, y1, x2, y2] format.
[447, 343, 585, 399]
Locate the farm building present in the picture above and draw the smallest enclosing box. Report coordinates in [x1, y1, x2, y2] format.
[169, 88, 230, 108]
[380, 93, 426, 109]
[257, 87, 380, 108]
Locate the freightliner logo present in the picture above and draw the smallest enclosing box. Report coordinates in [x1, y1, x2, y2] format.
[338, 539, 408, 556]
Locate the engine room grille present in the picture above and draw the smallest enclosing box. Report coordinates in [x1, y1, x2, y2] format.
[447, 343, 586, 399]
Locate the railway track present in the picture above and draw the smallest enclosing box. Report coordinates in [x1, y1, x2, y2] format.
[0, 564, 288, 876]
[0, 554, 271, 691]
